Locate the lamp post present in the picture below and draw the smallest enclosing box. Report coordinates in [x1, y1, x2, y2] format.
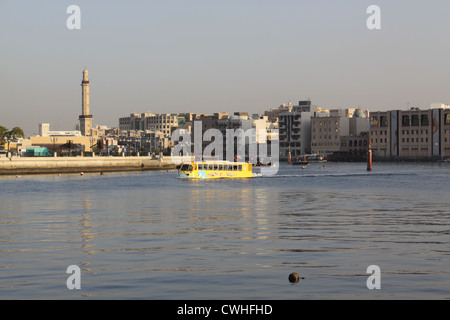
[50, 137, 58, 157]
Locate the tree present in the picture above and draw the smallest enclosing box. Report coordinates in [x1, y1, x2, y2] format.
[8, 127, 24, 140]
[1, 126, 24, 152]
[0, 126, 7, 147]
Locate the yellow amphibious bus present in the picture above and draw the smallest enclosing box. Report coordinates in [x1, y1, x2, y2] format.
[178, 161, 253, 179]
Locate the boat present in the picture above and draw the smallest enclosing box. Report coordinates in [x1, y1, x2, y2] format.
[292, 156, 308, 165]
[302, 154, 327, 163]
[178, 161, 253, 179]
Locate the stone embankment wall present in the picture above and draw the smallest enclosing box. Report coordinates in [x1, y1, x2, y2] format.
[0, 156, 179, 175]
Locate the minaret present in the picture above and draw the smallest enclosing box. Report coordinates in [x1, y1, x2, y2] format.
[79, 67, 93, 136]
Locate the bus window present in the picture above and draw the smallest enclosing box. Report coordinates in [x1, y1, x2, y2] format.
[238, 165, 242, 171]
[233, 165, 237, 171]
[208, 164, 213, 171]
[180, 164, 190, 171]
[213, 164, 218, 170]
[218, 165, 223, 170]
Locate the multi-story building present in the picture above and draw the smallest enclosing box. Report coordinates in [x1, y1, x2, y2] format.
[311, 108, 370, 158]
[311, 115, 348, 156]
[39, 123, 50, 137]
[264, 102, 293, 123]
[119, 113, 154, 132]
[119, 112, 178, 138]
[145, 113, 178, 137]
[370, 105, 450, 159]
[278, 100, 314, 160]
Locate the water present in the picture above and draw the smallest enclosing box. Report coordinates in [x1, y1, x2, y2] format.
[0, 162, 449, 299]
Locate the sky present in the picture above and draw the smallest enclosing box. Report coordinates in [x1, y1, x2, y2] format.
[1, 0, 450, 137]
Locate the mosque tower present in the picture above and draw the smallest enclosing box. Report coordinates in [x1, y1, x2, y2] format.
[79, 67, 93, 136]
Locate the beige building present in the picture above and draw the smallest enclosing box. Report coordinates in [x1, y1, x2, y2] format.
[30, 135, 95, 154]
[145, 113, 178, 137]
[119, 113, 155, 132]
[311, 116, 347, 156]
[39, 123, 50, 137]
[370, 106, 450, 159]
[311, 109, 369, 157]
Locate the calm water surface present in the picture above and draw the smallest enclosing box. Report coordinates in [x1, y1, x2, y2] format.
[0, 162, 449, 299]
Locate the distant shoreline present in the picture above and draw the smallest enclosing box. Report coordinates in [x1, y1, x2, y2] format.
[0, 156, 177, 176]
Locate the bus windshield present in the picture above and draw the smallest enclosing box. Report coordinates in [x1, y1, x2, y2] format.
[180, 164, 192, 171]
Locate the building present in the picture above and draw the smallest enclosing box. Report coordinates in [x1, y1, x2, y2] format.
[311, 108, 370, 158]
[279, 100, 315, 159]
[119, 112, 178, 138]
[145, 113, 178, 137]
[29, 135, 94, 155]
[311, 114, 347, 156]
[264, 102, 293, 123]
[39, 123, 50, 137]
[119, 113, 154, 132]
[79, 68, 93, 136]
[118, 129, 167, 155]
[370, 105, 450, 159]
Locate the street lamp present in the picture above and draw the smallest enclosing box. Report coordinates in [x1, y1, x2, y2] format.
[50, 137, 58, 156]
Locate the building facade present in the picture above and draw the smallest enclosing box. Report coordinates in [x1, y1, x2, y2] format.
[278, 100, 314, 159]
[311, 108, 370, 158]
[370, 106, 450, 159]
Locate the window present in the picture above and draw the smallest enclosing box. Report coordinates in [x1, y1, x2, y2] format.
[445, 114, 450, 125]
[402, 115, 410, 127]
[421, 115, 429, 126]
[238, 165, 242, 171]
[180, 164, 192, 171]
[218, 165, 223, 170]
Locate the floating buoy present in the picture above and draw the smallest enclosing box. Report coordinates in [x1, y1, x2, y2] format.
[288, 273, 300, 283]
[16, 175, 20, 178]
[80, 172, 84, 176]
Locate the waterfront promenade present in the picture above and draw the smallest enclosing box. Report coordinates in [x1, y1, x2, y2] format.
[0, 156, 178, 175]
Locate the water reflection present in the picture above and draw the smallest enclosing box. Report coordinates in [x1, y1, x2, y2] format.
[0, 163, 449, 299]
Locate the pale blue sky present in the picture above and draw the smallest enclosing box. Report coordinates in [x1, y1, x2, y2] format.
[1, 0, 450, 136]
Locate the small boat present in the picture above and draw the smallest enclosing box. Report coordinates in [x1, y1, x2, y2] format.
[292, 156, 308, 165]
[178, 161, 253, 179]
[303, 154, 327, 163]
[292, 159, 309, 165]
